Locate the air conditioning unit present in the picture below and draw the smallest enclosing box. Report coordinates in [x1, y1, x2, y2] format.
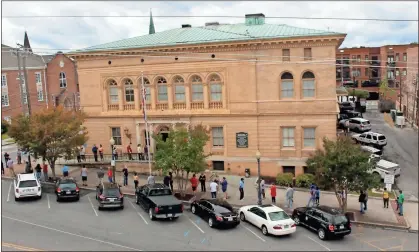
[396, 116, 405, 128]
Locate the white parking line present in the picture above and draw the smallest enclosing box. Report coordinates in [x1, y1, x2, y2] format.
[305, 235, 331, 251]
[2, 215, 142, 251]
[47, 194, 50, 209]
[87, 196, 98, 217]
[184, 214, 205, 234]
[241, 225, 266, 242]
[7, 182, 12, 202]
[129, 201, 148, 225]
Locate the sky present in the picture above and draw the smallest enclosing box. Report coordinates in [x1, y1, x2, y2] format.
[1, 1, 418, 55]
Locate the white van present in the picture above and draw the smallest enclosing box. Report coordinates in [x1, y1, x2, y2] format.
[363, 150, 400, 180]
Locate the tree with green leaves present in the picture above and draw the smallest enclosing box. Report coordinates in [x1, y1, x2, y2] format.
[8, 106, 88, 177]
[153, 124, 210, 196]
[349, 88, 369, 99]
[379, 77, 396, 100]
[306, 137, 380, 212]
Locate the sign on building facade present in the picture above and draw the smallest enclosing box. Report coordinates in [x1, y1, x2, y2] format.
[236, 132, 248, 148]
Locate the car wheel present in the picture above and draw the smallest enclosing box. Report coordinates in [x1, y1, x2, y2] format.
[261, 225, 269, 236]
[191, 205, 196, 214]
[208, 217, 214, 228]
[293, 216, 300, 225]
[240, 212, 246, 221]
[120, 205, 124, 210]
[149, 208, 155, 220]
[318, 228, 326, 240]
[75, 196, 80, 201]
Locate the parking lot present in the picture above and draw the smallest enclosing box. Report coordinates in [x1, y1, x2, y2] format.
[2, 180, 418, 251]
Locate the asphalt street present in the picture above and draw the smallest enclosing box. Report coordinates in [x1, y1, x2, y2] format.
[362, 111, 419, 201]
[1, 181, 418, 251]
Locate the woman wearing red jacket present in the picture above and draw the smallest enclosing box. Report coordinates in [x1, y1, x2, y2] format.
[190, 174, 198, 195]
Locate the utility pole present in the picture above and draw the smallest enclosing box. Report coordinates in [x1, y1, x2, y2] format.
[13, 47, 26, 113]
[18, 44, 32, 115]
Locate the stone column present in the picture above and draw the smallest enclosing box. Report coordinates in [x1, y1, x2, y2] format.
[185, 84, 191, 109]
[118, 87, 124, 110]
[203, 83, 209, 109]
[222, 82, 227, 109]
[103, 87, 108, 112]
[151, 86, 156, 110]
[134, 87, 140, 110]
[168, 84, 173, 109]
[135, 123, 141, 147]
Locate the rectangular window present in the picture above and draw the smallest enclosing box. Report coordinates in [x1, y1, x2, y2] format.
[302, 80, 315, 97]
[125, 88, 134, 102]
[175, 85, 185, 102]
[212, 127, 224, 147]
[1, 94, 9, 107]
[281, 80, 294, 98]
[111, 127, 122, 145]
[35, 73, 42, 84]
[192, 84, 203, 101]
[396, 69, 400, 76]
[304, 48, 312, 61]
[356, 55, 361, 62]
[282, 127, 295, 147]
[109, 87, 119, 104]
[395, 53, 399, 62]
[303, 128, 316, 147]
[1, 74, 7, 87]
[37, 90, 44, 101]
[403, 53, 407, 61]
[387, 70, 394, 79]
[402, 69, 407, 76]
[365, 55, 369, 61]
[145, 87, 151, 103]
[282, 49, 290, 61]
[365, 68, 369, 77]
[210, 84, 222, 101]
[158, 85, 168, 101]
[387, 56, 394, 63]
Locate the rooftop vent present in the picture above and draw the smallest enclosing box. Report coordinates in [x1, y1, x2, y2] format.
[245, 13, 265, 25]
[205, 22, 219, 26]
[182, 24, 192, 28]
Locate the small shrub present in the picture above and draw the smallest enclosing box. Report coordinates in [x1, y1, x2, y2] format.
[296, 173, 315, 188]
[276, 173, 294, 186]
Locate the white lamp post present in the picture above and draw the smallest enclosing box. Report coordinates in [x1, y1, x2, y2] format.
[109, 137, 115, 182]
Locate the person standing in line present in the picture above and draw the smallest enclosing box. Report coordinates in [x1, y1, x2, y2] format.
[137, 144, 143, 161]
[62, 165, 69, 177]
[97, 167, 104, 183]
[92, 144, 98, 162]
[307, 184, 316, 207]
[81, 166, 88, 186]
[286, 184, 294, 208]
[190, 174, 198, 195]
[221, 177, 228, 199]
[34, 164, 42, 180]
[163, 173, 170, 187]
[98, 144, 104, 161]
[364, 189, 369, 211]
[76, 146, 81, 163]
[398, 190, 405, 216]
[210, 180, 218, 199]
[42, 162, 48, 181]
[4, 152, 10, 168]
[107, 167, 113, 182]
[17, 149, 22, 164]
[133, 172, 139, 189]
[199, 173, 206, 192]
[80, 145, 86, 161]
[383, 187, 389, 208]
[315, 186, 320, 206]
[270, 182, 277, 204]
[147, 173, 155, 185]
[239, 178, 245, 201]
[122, 165, 129, 186]
[127, 144, 133, 160]
[113, 147, 118, 160]
[359, 190, 366, 214]
[260, 178, 266, 200]
[7, 158, 15, 177]
[169, 172, 174, 192]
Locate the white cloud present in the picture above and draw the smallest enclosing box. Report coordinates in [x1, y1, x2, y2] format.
[1, 1, 418, 54]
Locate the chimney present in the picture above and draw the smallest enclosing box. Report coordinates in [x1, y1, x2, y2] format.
[182, 24, 192, 28]
[205, 22, 219, 26]
[245, 13, 265, 25]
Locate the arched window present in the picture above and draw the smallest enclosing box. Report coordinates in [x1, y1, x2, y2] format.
[156, 77, 168, 102]
[302, 71, 315, 98]
[59, 72, 67, 88]
[173, 76, 185, 102]
[280, 72, 294, 98]
[140, 77, 151, 103]
[108, 79, 118, 104]
[124, 79, 134, 102]
[191, 75, 203, 101]
[208, 74, 222, 101]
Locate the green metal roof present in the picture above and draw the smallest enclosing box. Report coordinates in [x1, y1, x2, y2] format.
[76, 23, 344, 53]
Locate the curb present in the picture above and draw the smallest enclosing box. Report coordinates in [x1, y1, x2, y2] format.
[351, 220, 410, 232]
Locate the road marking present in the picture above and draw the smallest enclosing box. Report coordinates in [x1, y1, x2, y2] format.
[305, 235, 331, 251]
[352, 235, 385, 251]
[366, 236, 397, 243]
[241, 225, 266, 242]
[47, 194, 50, 209]
[128, 201, 148, 225]
[7, 182, 12, 202]
[184, 230, 189, 237]
[383, 245, 402, 250]
[2, 215, 142, 251]
[87, 196, 98, 217]
[201, 238, 206, 244]
[184, 214, 205, 234]
[2, 242, 43, 251]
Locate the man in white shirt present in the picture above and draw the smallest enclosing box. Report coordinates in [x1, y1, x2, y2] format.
[137, 144, 143, 160]
[147, 173, 155, 185]
[210, 180, 218, 199]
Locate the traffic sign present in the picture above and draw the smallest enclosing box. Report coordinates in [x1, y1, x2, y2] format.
[384, 174, 395, 184]
[385, 183, 392, 192]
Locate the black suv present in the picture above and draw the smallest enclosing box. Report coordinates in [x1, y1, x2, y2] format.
[292, 206, 351, 240]
[95, 182, 124, 210]
[55, 178, 80, 202]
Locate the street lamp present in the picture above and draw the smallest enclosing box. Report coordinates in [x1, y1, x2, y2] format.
[256, 150, 262, 206]
[109, 137, 116, 182]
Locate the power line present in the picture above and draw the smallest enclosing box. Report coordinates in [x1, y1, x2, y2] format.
[2, 15, 418, 22]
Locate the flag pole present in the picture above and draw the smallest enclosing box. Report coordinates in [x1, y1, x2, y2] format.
[141, 71, 152, 176]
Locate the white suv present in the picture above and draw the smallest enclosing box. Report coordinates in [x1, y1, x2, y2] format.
[14, 173, 42, 201]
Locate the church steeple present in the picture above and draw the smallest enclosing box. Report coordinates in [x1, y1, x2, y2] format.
[149, 10, 155, 34]
[23, 31, 32, 53]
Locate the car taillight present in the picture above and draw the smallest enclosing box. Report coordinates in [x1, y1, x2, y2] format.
[215, 216, 223, 221]
[273, 225, 283, 230]
[57, 188, 61, 193]
[99, 194, 105, 200]
[181, 204, 184, 212]
[154, 207, 159, 213]
[291, 224, 296, 228]
[15, 189, 19, 193]
[76, 187, 79, 192]
[328, 225, 335, 231]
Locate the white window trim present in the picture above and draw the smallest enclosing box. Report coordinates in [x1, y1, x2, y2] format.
[37, 90, 44, 101]
[212, 127, 224, 147]
[174, 85, 185, 102]
[282, 127, 295, 148]
[35, 72, 42, 84]
[303, 127, 316, 148]
[2, 94, 10, 107]
[281, 80, 294, 98]
[59, 72, 67, 88]
[1, 74, 7, 88]
[157, 85, 168, 102]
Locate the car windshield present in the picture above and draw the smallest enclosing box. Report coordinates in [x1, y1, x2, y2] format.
[59, 183, 76, 189]
[268, 211, 290, 221]
[378, 136, 386, 140]
[334, 215, 348, 224]
[19, 180, 37, 188]
[213, 203, 233, 213]
[104, 188, 121, 197]
[149, 189, 171, 196]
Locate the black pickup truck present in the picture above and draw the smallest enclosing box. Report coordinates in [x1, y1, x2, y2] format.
[135, 183, 183, 221]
